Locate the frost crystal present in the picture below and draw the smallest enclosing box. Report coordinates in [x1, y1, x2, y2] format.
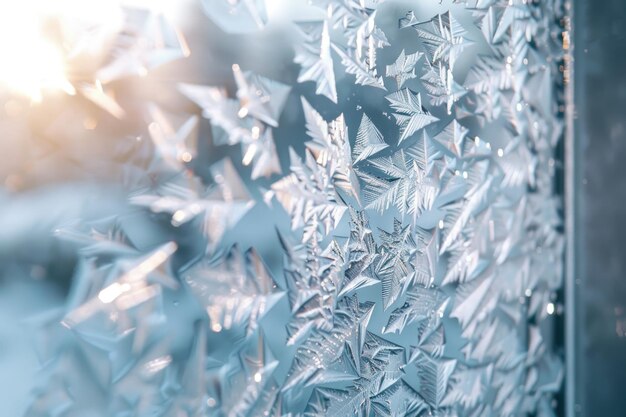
[295, 21, 338, 103]
[27, 0, 567, 416]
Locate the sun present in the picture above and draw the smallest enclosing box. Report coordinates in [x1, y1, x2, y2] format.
[0, 1, 75, 102]
[0, 0, 184, 103]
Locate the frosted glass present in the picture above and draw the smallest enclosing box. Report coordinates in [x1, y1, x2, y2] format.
[13, 1, 567, 416]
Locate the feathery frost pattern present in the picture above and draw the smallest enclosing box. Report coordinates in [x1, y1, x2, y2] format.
[27, 1, 567, 416]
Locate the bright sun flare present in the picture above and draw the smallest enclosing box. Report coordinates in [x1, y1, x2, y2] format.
[0, 0, 181, 102]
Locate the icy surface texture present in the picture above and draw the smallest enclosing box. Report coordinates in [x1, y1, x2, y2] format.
[24, 0, 567, 416]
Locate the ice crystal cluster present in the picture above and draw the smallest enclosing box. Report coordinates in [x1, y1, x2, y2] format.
[25, 0, 566, 416]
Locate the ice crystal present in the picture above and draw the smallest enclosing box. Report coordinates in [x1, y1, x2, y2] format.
[333, 44, 387, 90]
[284, 295, 375, 391]
[146, 103, 199, 171]
[131, 158, 254, 244]
[386, 50, 423, 90]
[303, 103, 359, 208]
[359, 148, 437, 219]
[421, 59, 468, 114]
[336, 209, 380, 297]
[201, 0, 268, 33]
[409, 11, 471, 71]
[179, 66, 289, 178]
[26, 0, 567, 416]
[385, 89, 439, 143]
[294, 21, 338, 103]
[271, 148, 348, 239]
[182, 246, 284, 336]
[352, 113, 389, 164]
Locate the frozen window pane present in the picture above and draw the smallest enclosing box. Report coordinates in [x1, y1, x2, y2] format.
[1, 1, 566, 416]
